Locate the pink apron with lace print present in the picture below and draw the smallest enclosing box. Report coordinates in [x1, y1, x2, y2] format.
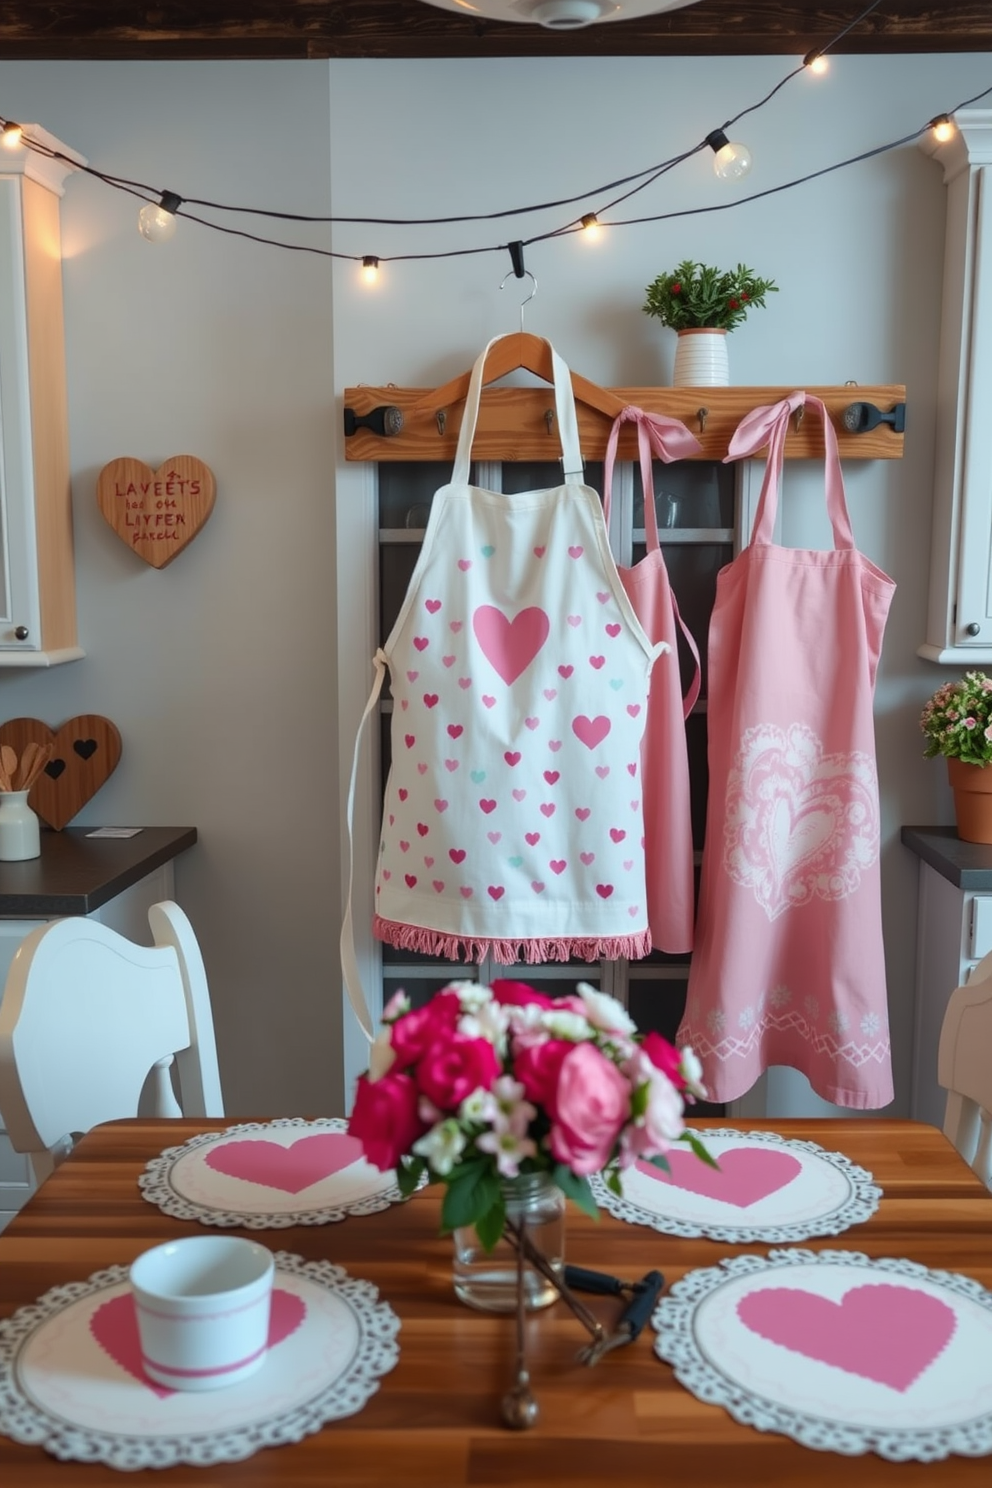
[373, 338, 660, 964]
[678, 393, 895, 1109]
[603, 407, 701, 953]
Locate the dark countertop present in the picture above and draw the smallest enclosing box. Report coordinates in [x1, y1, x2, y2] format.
[0, 826, 197, 916]
[901, 825, 992, 890]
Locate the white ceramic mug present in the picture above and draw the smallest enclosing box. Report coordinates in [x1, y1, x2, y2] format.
[129, 1235, 275, 1390]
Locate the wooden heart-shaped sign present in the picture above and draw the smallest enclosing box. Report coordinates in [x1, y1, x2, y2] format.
[0, 716, 122, 830]
[96, 455, 216, 569]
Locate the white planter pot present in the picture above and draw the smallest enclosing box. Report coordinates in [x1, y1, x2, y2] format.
[672, 328, 730, 387]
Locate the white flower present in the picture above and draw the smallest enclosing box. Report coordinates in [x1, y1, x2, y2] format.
[458, 999, 509, 1051]
[768, 985, 791, 1009]
[475, 1128, 537, 1178]
[367, 1029, 396, 1082]
[620, 1052, 685, 1165]
[448, 980, 492, 1013]
[412, 1118, 467, 1176]
[707, 1008, 726, 1034]
[860, 1011, 881, 1037]
[487, 1076, 537, 1138]
[828, 1010, 849, 1034]
[738, 1006, 755, 1030]
[679, 1047, 707, 1099]
[575, 982, 637, 1036]
[382, 989, 411, 1023]
[542, 1008, 593, 1041]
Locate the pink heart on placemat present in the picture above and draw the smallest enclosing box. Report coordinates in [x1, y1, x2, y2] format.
[737, 1283, 957, 1392]
[636, 1146, 802, 1208]
[90, 1289, 307, 1398]
[203, 1133, 365, 1194]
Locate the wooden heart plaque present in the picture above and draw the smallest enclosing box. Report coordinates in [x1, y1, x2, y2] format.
[97, 455, 216, 569]
[0, 716, 122, 830]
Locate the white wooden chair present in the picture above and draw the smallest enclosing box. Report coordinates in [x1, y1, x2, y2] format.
[0, 900, 223, 1185]
[938, 947, 992, 1188]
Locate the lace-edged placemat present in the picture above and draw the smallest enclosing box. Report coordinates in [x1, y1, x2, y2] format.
[139, 1118, 407, 1228]
[590, 1128, 880, 1242]
[0, 1251, 399, 1471]
[654, 1248, 992, 1462]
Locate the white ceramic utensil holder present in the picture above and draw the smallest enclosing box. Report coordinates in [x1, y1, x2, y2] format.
[0, 791, 41, 861]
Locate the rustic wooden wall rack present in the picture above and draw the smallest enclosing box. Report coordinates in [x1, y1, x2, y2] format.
[343, 336, 905, 464]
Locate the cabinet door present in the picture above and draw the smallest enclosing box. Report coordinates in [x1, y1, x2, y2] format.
[0, 177, 43, 652]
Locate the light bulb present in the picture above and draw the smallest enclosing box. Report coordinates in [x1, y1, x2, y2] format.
[705, 128, 752, 182]
[580, 213, 601, 240]
[1, 121, 23, 150]
[931, 115, 955, 144]
[804, 51, 829, 75]
[137, 191, 181, 243]
[361, 255, 380, 285]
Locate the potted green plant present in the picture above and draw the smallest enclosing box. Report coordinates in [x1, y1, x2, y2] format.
[920, 671, 992, 843]
[642, 260, 778, 387]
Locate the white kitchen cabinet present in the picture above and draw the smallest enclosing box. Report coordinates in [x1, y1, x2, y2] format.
[0, 123, 84, 665]
[0, 826, 197, 1228]
[919, 110, 992, 663]
[902, 826, 992, 1131]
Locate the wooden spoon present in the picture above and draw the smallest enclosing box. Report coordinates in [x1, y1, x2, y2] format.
[0, 744, 15, 792]
[20, 742, 52, 793]
[14, 741, 38, 792]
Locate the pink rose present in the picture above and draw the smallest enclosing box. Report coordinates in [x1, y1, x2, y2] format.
[389, 992, 461, 1067]
[641, 1030, 686, 1090]
[514, 1038, 572, 1106]
[416, 1033, 501, 1110]
[348, 1071, 426, 1172]
[619, 1051, 686, 1166]
[548, 1043, 630, 1176]
[491, 979, 556, 1009]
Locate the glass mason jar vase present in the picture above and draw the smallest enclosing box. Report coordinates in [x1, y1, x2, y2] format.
[452, 1172, 565, 1314]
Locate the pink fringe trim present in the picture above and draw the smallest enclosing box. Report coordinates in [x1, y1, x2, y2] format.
[373, 914, 652, 965]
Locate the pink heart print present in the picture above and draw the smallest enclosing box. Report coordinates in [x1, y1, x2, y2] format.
[736, 1283, 957, 1393]
[472, 605, 550, 686]
[572, 715, 611, 750]
[636, 1145, 801, 1208]
[90, 1289, 307, 1398]
[203, 1133, 365, 1194]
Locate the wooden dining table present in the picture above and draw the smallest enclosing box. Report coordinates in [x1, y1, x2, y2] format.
[1, 1115, 990, 1486]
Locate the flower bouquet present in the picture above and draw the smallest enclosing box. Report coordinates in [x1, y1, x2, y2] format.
[348, 978, 712, 1261]
[920, 671, 992, 765]
[642, 260, 778, 333]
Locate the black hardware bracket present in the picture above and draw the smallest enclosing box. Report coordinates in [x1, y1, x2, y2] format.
[842, 400, 906, 435]
[343, 404, 404, 439]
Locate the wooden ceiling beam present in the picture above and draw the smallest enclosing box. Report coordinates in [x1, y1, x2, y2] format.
[0, 1, 989, 61]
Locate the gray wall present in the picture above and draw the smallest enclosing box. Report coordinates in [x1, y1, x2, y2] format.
[0, 52, 987, 1117]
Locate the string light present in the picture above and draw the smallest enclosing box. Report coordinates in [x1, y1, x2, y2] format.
[803, 50, 829, 75]
[361, 255, 380, 284]
[930, 114, 956, 144]
[580, 213, 602, 239]
[1, 121, 22, 149]
[706, 129, 753, 181]
[137, 191, 182, 242]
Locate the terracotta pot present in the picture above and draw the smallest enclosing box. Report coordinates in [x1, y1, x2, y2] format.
[947, 756, 992, 844]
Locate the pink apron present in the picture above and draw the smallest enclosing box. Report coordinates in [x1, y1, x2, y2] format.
[678, 392, 895, 1109]
[371, 337, 661, 966]
[602, 407, 701, 954]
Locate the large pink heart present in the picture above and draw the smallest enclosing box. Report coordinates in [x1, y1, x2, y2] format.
[472, 605, 549, 686]
[89, 1289, 306, 1398]
[737, 1283, 957, 1392]
[572, 714, 611, 750]
[203, 1133, 365, 1194]
[636, 1146, 801, 1207]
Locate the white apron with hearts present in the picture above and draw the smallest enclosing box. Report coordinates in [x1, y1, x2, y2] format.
[372, 338, 661, 965]
[678, 393, 895, 1109]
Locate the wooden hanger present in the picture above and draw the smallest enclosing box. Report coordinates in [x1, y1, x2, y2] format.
[411, 332, 628, 422]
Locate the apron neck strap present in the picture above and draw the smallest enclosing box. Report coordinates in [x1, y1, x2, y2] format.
[452, 335, 584, 486]
[726, 391, 855, 550]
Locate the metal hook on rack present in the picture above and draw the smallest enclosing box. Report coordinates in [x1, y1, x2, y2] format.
[499, 269, 538, 333]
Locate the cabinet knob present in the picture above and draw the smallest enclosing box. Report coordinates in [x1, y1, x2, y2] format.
[13, 625, 28, 641]
[966, 622, 982, 637]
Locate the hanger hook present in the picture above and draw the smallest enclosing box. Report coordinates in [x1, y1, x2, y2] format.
[499, 270, 538, 333]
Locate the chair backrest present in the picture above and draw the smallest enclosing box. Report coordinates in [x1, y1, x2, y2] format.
[938, 947, 992, 1188]
[0, 900, 223, 1181]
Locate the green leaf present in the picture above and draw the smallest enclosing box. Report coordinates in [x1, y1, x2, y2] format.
[552, 1164, 600, 1220]
[474, 1192, 507, 1253]
[606, 1167, 624, 1197]
[681, 1131, 719, 1169]
[395, 1156, 425, 1197]
[646, 1153, 671, 1174]
[440, 1162, 500, 1234]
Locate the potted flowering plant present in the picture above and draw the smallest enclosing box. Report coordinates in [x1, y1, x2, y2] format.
[642, 260, 778, 388]
[921, 671, 992, 843]
[348, 978, 712, 1310]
